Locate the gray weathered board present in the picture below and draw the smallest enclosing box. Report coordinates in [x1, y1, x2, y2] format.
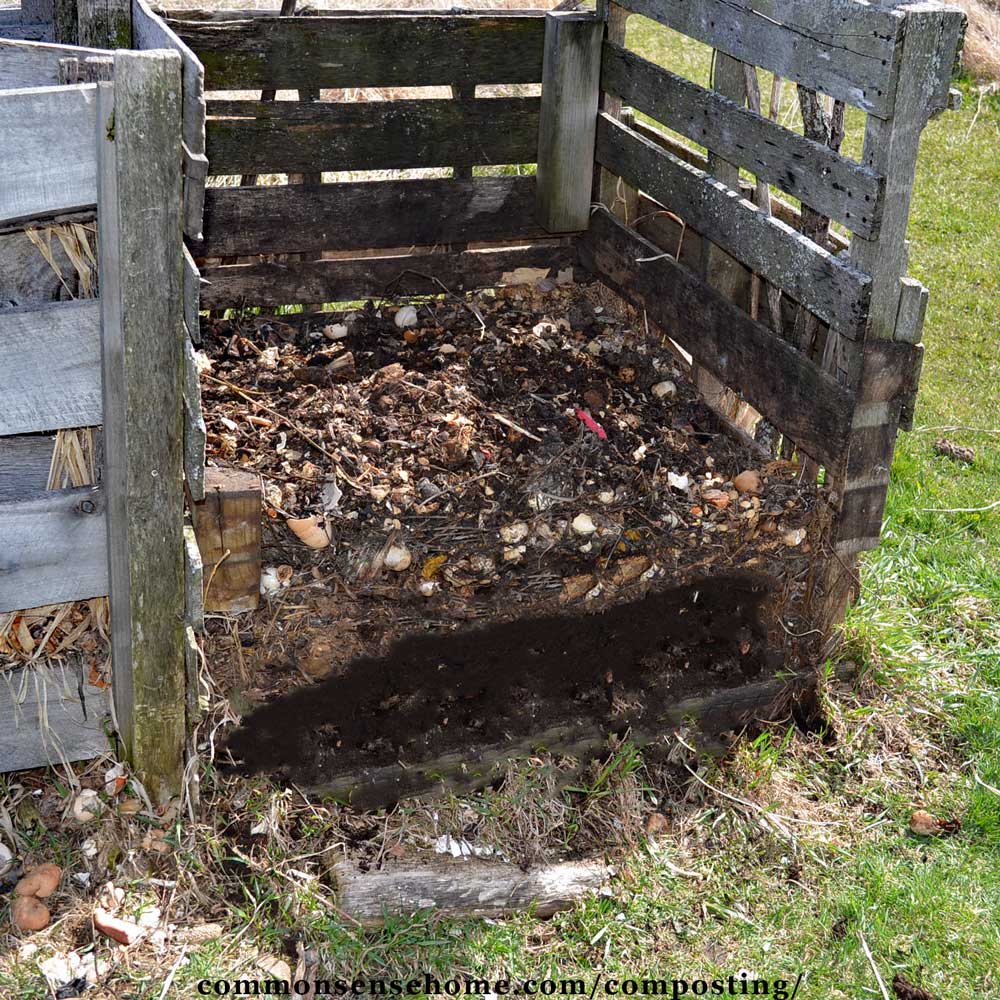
[0, 222, 92, 306]
[205, 97, 541, 175]
[580, 207, 853, 467]
[0, 434, 55, 501]
[600, 41, 883, 236]
[617, 0, 904, 117]
[198, 243, 576, 310]
[196, 176, 548, 257]
[0, 662, 111, 773]
[0, 83, 99, 222]
[0, 485, 108, 612]
[0, 38, 111, 88]
[595, 114, 871, 335]
[168, 14, 546, 91]
[0, 299, 103, 436]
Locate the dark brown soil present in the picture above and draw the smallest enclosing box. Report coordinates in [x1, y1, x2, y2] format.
[223, 571, 778, 788]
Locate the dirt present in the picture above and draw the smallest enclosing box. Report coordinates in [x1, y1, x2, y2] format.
[224, 571, 778, 787]
[199, 278, 833, 798]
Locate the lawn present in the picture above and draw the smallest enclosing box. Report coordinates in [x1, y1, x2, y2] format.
[2, 22, 999, 1000]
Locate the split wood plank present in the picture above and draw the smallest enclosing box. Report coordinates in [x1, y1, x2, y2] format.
[198, 244, 577, 311]
[616, 0, 904, 117]
[0, 38, 111, 88]
[190, 466, 261, 615]
[0, 299, 103, 436]
[601, 42, 883, 236]
[334, 859, 608, 924]
[96, 50, 187, 803]
[0, 485, 107, 613]
[182, 243, 201, 343]
[205, 97, 541, 176]
[579, 207, 854, 468]
[0, 434, 55, 502]
[0, 661, 111, 774]
[0, 84, 99, 223]
[169, 14, 547, 91]
[196, 176, 547, 258]
[535, 11, 603, 233]
[594, 114, 871, 335]
[183, 523, 204, 633]
[182, 338, 206, 502]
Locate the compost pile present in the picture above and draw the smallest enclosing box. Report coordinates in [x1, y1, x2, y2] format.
[201, 278, 832, 793]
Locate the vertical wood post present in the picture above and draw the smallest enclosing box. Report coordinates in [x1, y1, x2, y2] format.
[536, 11, 604, 233]
[97, 49, 186, 803]
[819, 4, 964, 629]
[78, 0, 132, 48]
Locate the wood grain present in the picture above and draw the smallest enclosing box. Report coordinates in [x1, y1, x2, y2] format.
[196, 176, 546, 258]
[0, 434, 55, 502]
[579, 208, 853, 468]
[0, 84, 99, 223]
[198, 243, 577, 311]
[595, 114, 871, 335]
[0, 299, 103, 435]
[535, 11, 603, 232]
[601, 42, 883, 236]
[617, 0, 904, 116]
[169, 14, 546, 91]
[0, 661, 111, 774]
[0, 38, 110, 88]
[205, 97, 540, 175]
[0, 485, 107, 613]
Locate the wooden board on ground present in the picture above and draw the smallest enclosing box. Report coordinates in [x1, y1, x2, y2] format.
[579, 207, 853, 468]
[169, 14, 547, 91]
[0, 299, 103, 436]
[0, 661, 111, 774]
[0, 84, 99, 223]
[198, 243, 576, 310]
[196, 176, 549, 258]
[205, 97, 540, 176]
[0, 485, 107, 613]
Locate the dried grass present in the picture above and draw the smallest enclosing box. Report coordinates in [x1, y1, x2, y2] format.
[958, 0, 1000, 81]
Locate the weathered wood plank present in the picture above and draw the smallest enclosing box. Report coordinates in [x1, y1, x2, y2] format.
[0, 38, 111, 88]
[0, 662, 111, 774]
[198, 243, 577, 310]
[0, 223, 90, 306]
[0, 84, 99, 223]
[169, 14, 547, 91]
[0, 485, 107, 613]
[183, 243, 200, 343]
[0, 22, 52, 42]
[205, 97, 541, 175]
[617, 0, 904, 117]
[535, 11, 603, 233]
[595, 114, 871, 335]
[182, 338, 206, 502]
[894, 276, 928, 430]
[579, 208, 854, 467]
[163, 7, 552, 20]
[0, 434, 55, 502]
[183, 523, 204, 633]
[196, 176, 546, 258]
[96, 50, 186, 803]
[78, 0, 131, 47]
[0, 300, 102, 435]
[601, 42, 883, 236]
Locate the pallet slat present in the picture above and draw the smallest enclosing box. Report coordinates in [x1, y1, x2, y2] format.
[0, 38, 110, 88]
[617, 0, 903, 117]
[196, 176, 547, 258]
[580, 207, 853, 467]
[0, 84, 99, 223]
[601, 42, 883, 236]
[595, 114, 871, 335]
[0, 299, 102, 436]
[169, 14, 547, 91]
[198, 243, 577, 310]
[205, 97, 541, 176]
[0, 485, 108, 613]
[0, 663, 111, 774]
[0, 433, 55, 501]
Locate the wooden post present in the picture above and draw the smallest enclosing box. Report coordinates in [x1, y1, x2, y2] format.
[191, 467, 262, 615]
[820, 3, 964, 628]
[97, 49, 186, 803]
[536, 11, 603, 233]
[78, 0, 131, 48]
